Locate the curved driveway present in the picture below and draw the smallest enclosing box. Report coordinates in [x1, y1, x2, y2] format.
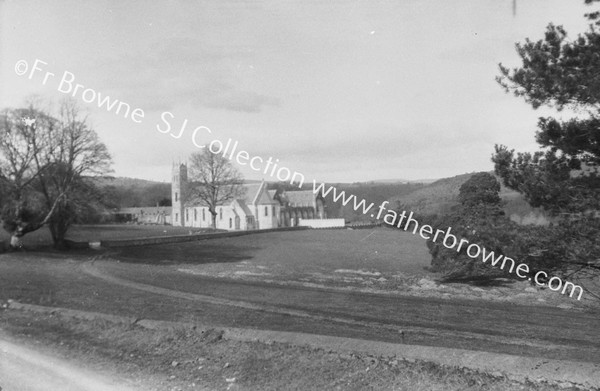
[83, 260, 600, 364]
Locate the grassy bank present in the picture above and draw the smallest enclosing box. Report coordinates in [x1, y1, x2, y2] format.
[0, 309, 566, 391]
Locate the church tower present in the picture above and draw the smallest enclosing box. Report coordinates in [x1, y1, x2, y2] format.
[171, 163, 187, 226]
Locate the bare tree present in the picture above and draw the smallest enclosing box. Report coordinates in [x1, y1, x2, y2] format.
[187, 151, 244, 229]
[0, 105, 60, 247]
[0, 99, 111, 248]
[35, 100, 111, 248]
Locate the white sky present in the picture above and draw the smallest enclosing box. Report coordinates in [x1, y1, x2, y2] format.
[0, 0, 593, 183]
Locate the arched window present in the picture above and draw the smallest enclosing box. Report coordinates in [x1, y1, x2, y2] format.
[265, 206, 268, 216]
[220, 208, 223, 220]
[186, 209, 189, 221]
[272, 206, 276, 216]
[194, 209, 197, 221]
[229, 218, 232, 228]
[202, 208, 206, 221]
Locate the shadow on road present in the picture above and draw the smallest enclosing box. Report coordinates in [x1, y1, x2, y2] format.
[111, 241, 257, 265]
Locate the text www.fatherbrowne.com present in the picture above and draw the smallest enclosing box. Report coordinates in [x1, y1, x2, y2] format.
[311, 182, 584, 301]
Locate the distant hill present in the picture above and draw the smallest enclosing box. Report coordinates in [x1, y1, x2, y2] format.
[93, 176, 168, 189]
[322, 182, 426, 222]
[91, 177, 171, 208]
[91, 177, 274, 209]
[369, 178, 439, 184]
[388, 173, 475, 216]
[388, 172, 549, 225]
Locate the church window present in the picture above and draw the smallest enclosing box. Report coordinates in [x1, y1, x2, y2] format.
[229, 218, 232, 228]
[202, 208, 206, 221]
[272, 206, 276, 216]
[194, 209, 197, 221]
[220, 208, 223, 220]
[175, 213, 178, 222]
[186, 210, 189, 221]
[265, 206, 268, 216]
[175, 192, 178, 202]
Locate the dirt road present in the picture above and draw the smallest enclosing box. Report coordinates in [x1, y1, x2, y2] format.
[0, 337, 135, 391]
[85, 260, 600, 364]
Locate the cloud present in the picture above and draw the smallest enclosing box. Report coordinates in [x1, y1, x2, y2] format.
[249, 120, 491, 165]
[96, 37, 280, 113]
[221, 119, 496, 183]
[203, 89, 280, 113]
[439, 36, 520, 65]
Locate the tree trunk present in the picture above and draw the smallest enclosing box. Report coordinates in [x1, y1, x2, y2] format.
[53, 237, 67, 250]
[3, 194, 66, 250]
[211, 213, 217, 229]
[49, 223, 68, 249]
[52, 225, 69, 249]
[49, 214, 70, 250]
[10, 233, 23, 249]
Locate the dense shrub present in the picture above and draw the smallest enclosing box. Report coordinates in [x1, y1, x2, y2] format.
[427, 173, 539, 283]
[427, 204, 513, 282]
[457, 172, 501, 207]
[427, 201, 600, 284]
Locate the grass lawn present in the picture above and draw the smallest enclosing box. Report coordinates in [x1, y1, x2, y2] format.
[0, 224, 216, 248]
[0, 228, 433, 318]
[112, 227, 432, 284]
[106, 227, 596, 309]
[0, 228, 599, 386]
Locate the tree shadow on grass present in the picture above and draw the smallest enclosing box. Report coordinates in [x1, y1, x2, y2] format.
[111, 241, 258, 265]
[437, 275, 518, 287]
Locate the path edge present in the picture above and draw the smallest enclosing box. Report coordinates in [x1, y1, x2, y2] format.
[4, 300, 599, 390]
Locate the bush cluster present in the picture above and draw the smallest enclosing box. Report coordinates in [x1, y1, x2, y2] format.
[422, 173, 600, 284]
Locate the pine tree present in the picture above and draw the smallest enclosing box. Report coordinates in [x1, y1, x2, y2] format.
[493, 1, 600, 290]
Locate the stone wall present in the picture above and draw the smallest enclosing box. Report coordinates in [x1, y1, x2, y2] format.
[100, 226, 309, 248]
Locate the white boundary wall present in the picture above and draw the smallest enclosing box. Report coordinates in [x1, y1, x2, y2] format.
[298, 219, 345, 229]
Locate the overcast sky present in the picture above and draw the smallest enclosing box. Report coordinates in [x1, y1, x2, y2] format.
[0, 0, 593, 183]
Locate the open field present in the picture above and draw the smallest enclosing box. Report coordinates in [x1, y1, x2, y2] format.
[0, 227, 599, 389]
[0, 229, 598, 355]
[108, 228, 596, 308]
[113, 227, 431, 276]
[0, 224, 216, 248]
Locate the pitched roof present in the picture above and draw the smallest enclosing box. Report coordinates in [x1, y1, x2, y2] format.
[185, 181, 277, 207]
[233, 199, 253, 216]
[282, 190, 316, 207]
[241, 183, 262, 205]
